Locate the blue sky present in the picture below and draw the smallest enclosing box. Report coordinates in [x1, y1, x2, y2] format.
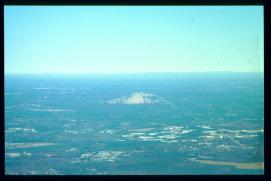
[4, 6, 263, 74]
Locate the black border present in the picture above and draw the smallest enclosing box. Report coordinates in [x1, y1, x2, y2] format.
[1, 0, 269, 181]
[2, 0, 266, 5]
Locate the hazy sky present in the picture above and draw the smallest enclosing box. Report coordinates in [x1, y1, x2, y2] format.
[4, 6, 263, 74]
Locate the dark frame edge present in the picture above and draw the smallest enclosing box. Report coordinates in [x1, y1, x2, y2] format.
[2, 0, 265, 6]
[1, 0, 269, 179]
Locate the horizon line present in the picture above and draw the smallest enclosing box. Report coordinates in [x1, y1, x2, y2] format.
[4, 71, 264, 75]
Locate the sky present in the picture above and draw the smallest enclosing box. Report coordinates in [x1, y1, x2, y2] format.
[4, 6, 264, 74]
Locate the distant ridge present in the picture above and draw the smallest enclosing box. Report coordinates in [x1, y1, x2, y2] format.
[106, 92, 173, 105]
